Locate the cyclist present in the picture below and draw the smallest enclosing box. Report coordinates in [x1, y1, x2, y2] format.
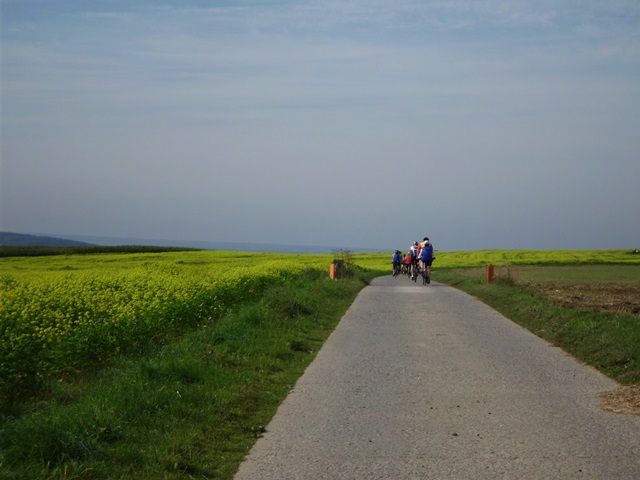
[409, 241, 421, 280]
[419, 238, 435, 282]
[391, 250, 403, 276]
[402, 251, 413, 276]
[419, 237, 430, 261]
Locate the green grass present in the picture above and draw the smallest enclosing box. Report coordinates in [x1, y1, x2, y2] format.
[453, 264, 640, 284]
[353, 249, 640, 272]
[0, 268, 382, 479]
[435, 265, 640, 385]
[436, 249, 640, 267]
[2, 248, 639, 479]
[0, 251, 341, 400]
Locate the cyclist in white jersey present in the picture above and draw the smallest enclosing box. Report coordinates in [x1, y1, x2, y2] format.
[409, 241, 421, 280]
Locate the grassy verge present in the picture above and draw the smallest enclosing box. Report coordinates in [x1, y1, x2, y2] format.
[0, 269, 381, 479]
[0, 251, 337, 402]
[435, 267, 640, 385]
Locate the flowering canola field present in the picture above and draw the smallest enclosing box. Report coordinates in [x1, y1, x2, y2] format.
[4, 248, 634, 394]
[0, 251, 336, 393]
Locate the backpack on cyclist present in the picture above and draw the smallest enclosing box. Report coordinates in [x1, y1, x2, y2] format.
[420, 243, 434, 261]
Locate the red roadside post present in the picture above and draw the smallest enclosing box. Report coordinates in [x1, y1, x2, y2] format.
[487, 264, 494, 284]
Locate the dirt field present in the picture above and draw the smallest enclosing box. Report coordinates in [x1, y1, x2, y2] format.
[460, 265, 640, 416]
[530, 281, 640, 416]
[530, 283, 640, 317]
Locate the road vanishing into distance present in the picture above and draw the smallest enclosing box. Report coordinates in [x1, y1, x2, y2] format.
[234, 276, 640, 479]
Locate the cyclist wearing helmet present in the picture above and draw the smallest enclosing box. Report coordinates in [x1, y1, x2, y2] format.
[403, 250, 413, 275]
[419, 237, 435, 281]
[391, 250, 403, 276]
[419, 237, 429, 259]
[409, 241, 421, 280]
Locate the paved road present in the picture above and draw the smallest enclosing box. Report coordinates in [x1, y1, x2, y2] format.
[234, 276, 640, 479]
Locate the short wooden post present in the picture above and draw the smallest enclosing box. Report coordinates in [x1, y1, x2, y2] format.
[330, 259, 344, 280]
[487, 264, 494, 284]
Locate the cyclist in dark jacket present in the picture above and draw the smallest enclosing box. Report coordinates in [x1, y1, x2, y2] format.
[392, 250, 403, 276]
[419, 239, 435, 280]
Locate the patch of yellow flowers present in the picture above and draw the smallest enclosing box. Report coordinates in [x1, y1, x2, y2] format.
[0, 251, 333, 389]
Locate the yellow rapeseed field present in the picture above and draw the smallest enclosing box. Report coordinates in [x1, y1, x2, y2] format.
[2, 248, 636, 393]
[0, 251, 336, 392]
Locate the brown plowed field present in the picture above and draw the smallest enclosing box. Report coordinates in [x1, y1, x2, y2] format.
[531, 283, 640, 317]
[493, 265, 640, 416]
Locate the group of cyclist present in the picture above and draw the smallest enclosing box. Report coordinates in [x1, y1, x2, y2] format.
[391, 237, 435, 284]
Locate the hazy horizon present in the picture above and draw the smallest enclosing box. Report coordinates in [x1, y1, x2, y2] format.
[2, 1, 639, 252]
[3, 230, 638, 255]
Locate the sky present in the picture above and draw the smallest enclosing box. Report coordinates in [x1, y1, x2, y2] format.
[2, 0, 639, 252]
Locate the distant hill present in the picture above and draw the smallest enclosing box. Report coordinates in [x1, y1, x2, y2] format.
[1, 232, 385, 254]
[61, 234, 384, 254]
[0, 232, 96, 247]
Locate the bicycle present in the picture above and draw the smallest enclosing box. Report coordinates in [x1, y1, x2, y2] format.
[421, 263, 430, 285]
[392, 263, 402, 277]
[412, 261, 421, 283]
[403, 262, 412, 277]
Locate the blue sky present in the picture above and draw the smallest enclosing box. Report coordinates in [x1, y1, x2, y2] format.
[2, 0, 639, 251]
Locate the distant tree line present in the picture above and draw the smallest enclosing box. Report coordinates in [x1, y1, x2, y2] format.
[0, 232, 95, 248]
[0, 245, 202, 258]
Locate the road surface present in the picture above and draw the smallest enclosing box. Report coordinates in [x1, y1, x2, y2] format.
[234, 276, 640, 479]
